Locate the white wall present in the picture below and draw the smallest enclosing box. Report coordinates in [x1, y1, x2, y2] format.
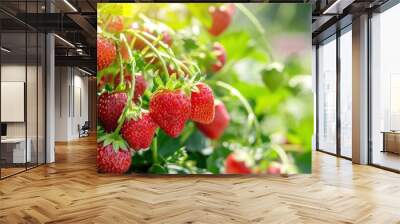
[55, 67, 89, 141]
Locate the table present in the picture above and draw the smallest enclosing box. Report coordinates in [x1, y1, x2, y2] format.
[381, 131, 400, 154]
[1, 138, 31, 164]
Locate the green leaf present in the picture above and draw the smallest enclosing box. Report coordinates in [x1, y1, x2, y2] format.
[149, 164, 168, 174]
[130, 149, 153, 173]
[157, 130, 182, 158]
[185, 129, 208, 152]
[183, 38, 199, 52]
[165, 147, 187, 164]
[206, 146, 231, 174]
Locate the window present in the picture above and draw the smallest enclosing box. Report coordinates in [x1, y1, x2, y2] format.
[370, 3, 400, 171]
[339, 28, 352, 158]
[0, 0, 46, 179]
[317, 36, 337, 154]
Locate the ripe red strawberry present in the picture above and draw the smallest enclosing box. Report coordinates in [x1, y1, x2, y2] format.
[196, 102, 230, 139]
[211, 43, 226, 73]
[97, 144, 131, 174]
[105, 16, 124, 33]
[121, 113, 158, 150]
[114, 73, 147, 102]
[98, 92, 127, 132]
[208, 4, 235, 36]
[149, 89, 191, 137]
[133, 75, 147, 102]
[191, 83, 215, 124]
[225, 153, 251, 174]
[97, 36, 116, 71]
[266, 164, 281, 175]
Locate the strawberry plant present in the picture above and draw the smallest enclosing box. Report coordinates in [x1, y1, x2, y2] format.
[97, 3, 312, 174]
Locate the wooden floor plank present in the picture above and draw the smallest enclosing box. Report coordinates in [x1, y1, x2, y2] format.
[0, 135, 400, 223]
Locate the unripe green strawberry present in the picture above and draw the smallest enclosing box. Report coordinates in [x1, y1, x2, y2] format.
[208, 4, 235, 36]
[97, 144, 131, 174]
[98, 92, 127, 132]
[211, 43, 226, 73]
[261, 63, 285, 92]
[225, 153, 251, 174]
[149, 89, 191, 137]
[196, 101, 230, 139]
[191, 83, 215, 124]
[97, 36, 116, 71]
[121, 113, 158, 150]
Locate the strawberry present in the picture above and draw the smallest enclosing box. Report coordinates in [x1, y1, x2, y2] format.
[114, 72, 147, 102]
[208, 4, 235, 36]
[121, 113, 158, 150]
[211, 43, 226, 73]
[97, 144, 131, 174]
[105, 16, 124, 33]
[191, 83, 215, 124]
[225, 153, 251, 174]
[97, 36, 116, 71]
[133, 75, 147, 102]
[266, 163, 282, 175]
[196, 101, 230, 139]
[149, 89, 191, 137]
[98, 92, 127, 132]
[161, 31, 173, 46]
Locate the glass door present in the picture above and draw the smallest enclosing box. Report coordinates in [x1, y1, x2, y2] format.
[370, 3, 400, 171]
[317, 35, 337, 154]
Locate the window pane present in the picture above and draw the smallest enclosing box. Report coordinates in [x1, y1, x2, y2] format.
[318, 37, 337, 154]
[340, 29, 352, 158]
[1, 31, 27, 177]
[371, 4, 400, 171]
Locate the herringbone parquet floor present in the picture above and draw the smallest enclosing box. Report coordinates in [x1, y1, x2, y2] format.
[1, 136, 400, 224]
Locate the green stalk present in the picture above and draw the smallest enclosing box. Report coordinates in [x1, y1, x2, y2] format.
[159, 52, 193, 77]
[139, 31, 194, 77]
[152, 130, 159, 164]
[235, 3, 274, 61]
[112, 37, 136, 136]
[265, 144, 291, 171]
[131, 31, 169, 76]
[214, 81, 262, 145]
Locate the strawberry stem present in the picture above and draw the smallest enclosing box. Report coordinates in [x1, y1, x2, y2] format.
[137, 31, 194, 77]
[212, 81, 262, 146]
[152, 130, 159, 164]
[131, 31, 169, 77]
[112, 40, 137, 136]
[235, 3, 274, 61]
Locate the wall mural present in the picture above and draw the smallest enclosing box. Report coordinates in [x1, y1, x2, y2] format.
[96, 3, 312, 175]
